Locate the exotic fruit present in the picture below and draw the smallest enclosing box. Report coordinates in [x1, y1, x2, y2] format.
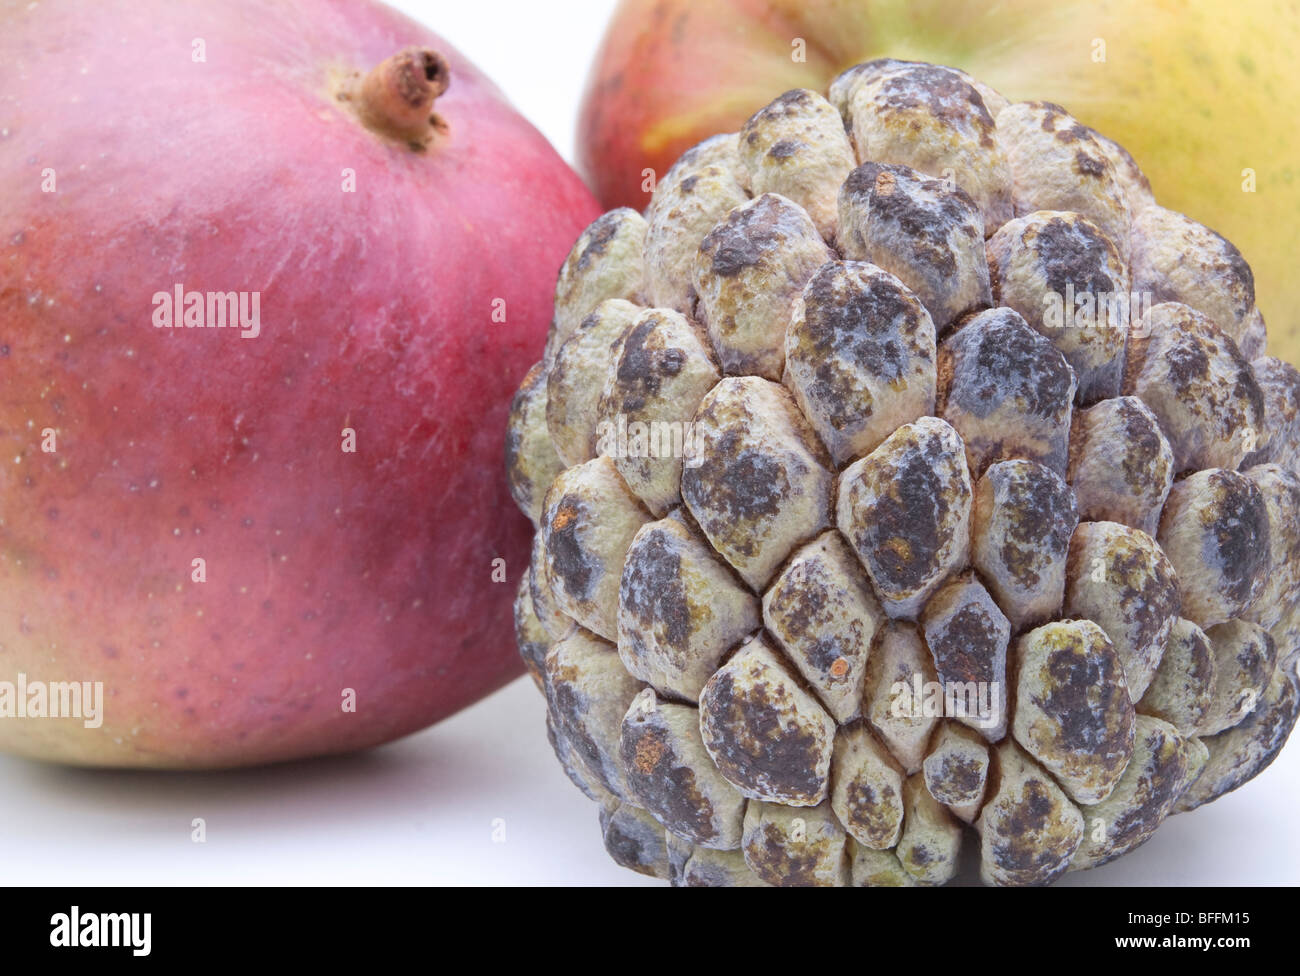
[507, 60, 1300, 886]
[0, 0, 600, 767]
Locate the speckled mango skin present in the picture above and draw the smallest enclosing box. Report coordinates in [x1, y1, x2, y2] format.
[507, 60, 1300, 887]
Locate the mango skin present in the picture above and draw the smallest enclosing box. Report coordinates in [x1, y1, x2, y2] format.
[578, 0, 1300, 363]
[0, 0, 601, 767]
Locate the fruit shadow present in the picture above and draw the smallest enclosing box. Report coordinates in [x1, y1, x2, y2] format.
[1, 729, 496, 841]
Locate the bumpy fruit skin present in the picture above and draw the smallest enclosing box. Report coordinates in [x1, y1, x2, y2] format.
[577, 0, 1300, 364]
[0, 0, 601, 766]
[509, 60, 1300, 886]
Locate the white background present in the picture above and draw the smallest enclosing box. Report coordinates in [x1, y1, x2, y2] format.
[2, 0, 1296, 886]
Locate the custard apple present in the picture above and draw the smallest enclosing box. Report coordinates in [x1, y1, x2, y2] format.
[505, 60, 1300, 886]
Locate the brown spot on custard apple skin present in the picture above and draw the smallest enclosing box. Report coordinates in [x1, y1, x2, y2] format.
[702, 671, 826, 802]
[633, 729, 668, 774]
[1071, 715, 1188, 871]
[736, 89, 856, 240]
[1000, 539, 1040, 587]
[504, 361, 564, 526]
[1032, 102, 1081, 139]
[742, 800, 849, 887]
[547, 498, 597, 600]
[544, 629, 644, 802]
[996, 101, 1131, 263]
[876, 64, 997, 143]
[1248, 357, 1300, 471]
[701, 437, 783, 520]
[551, 208, 647, 353]
[846, 164, 962, 276]
[1198, 619, 1276, 737]
[829, 58, 1010, 124]
[1130, 206, 1255, 345]
[994, 465, 1077, 587]
[619, 525, 689, 656]
[599, 802, 670, 878]
[619, 689, 746, 848]
[1175, 663, 1300, 813]
[1124, 303, 1264, 473]
[702, 192, 803, 279]
[998, 785, 1053, 861]
[698, 636, 836, 806]
[1116, 400, 1168, 486]
[986, 211, 1127, 403]
[923, 722, 990, 813]
[837, 162, 993, 334]
[1067, 396, 1175, 537]
[921, 574, 1011, 741]
[542, 456, 654, 641]
[923, 582, 1005, 678]
[1243, 464, 1300, 632]
[1014, 620, 1136, 805]
[936, 307, 1077, 477]
[1033, 213, 1124, 302]
[598, 307, 720, 517]
[942, 309, 1075, 421]
[940, 755, 982, 797]
[1164, 332, 1210, 387]
[978, 739, 1085, 886]
[936, 605, 1001, 682]
[764, 88, 817, 117]
[1064, 520, 1181, 702]
[693, 193, 831, 380]
[971, 459, 1079, 631]
[767, 139, 800, 159]
[609, 315, 687, 411]
[617, 512, 759, 702]
[1201, 476, 1270, 611]
[1041, 644, 1127, 753]
[786, 260, 937, 467]
[574, 210, 625, 271]
[513, 573, 550, 692]
[762, 530, 884, 723]
[801, 262, 923, 381]
[1138, 618, 1217, 736]
[683, 377, 833, 589]
[546, 709, 613, 805]
[845, 63, 1014, 231]
[831, 724, 905, 849]
[860, 450, 943, 588]
[843, 779, 899, 836]
[528, 530, 575, 642]
[1158, 469, 1270, 628]
[837, 417, 972, 618]
[1075, 150, 1106, 178]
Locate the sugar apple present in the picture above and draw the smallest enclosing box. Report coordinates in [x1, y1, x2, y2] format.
[504, 59, 1300, 887]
